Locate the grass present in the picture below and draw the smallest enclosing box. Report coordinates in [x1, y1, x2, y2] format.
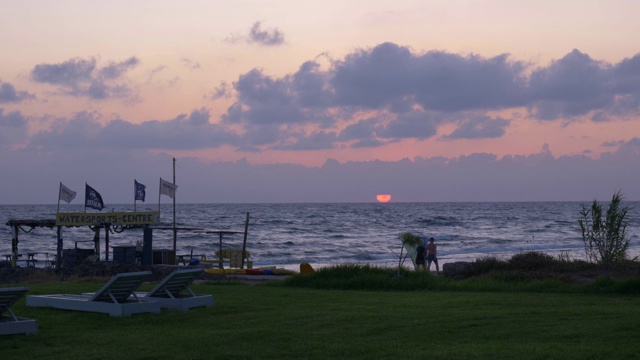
[3, 265, 640, 359]
[281, 262, 640, 294]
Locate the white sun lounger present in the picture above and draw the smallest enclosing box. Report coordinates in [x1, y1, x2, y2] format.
[135, 268, 213, 311]
[26, 271, 160, 317]
[0, 287, 38, 335]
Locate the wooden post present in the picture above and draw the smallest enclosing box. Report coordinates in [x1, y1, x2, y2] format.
[172, 157, 177, 261]
[142, 227, 153, 267]
[94, 225, 102, 256]
[241, 212, 250, 269]
[218, 233, 224, 269]
[11, 225, 18, 269]
[56, 226, 62, 269]
[103, 224, 108, 261]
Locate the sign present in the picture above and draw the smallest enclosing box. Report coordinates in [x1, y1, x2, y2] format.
[56, 211, 159, 226]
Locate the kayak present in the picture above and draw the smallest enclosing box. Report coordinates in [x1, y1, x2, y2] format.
[204, 267, 297, 275]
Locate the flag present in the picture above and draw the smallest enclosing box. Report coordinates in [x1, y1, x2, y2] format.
[160, 178, 177, 199]
[85, 184, 105, 211]
[59, 182, 77, 203]
[135, 180, 146, 202]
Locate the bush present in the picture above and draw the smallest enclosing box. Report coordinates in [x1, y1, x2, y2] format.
[472, 256, 507, 274]
[399, 232, 422, 247]
[579, 191, 633, 266]
[394, 232, 423, 276]
[509, 251, 556, 271]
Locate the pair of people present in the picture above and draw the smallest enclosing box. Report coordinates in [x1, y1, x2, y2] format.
[416, 237, 439, 273]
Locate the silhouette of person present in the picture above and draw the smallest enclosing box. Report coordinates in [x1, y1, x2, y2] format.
[415, 241, 426, 271]
[426, 237, 439, 274]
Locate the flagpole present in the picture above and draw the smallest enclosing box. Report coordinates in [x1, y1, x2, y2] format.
[84, 182, 87, 213]
[57, 182, 62, 214]
[158, 178, 161, 213]
[134, 180, 137, 212]
[172, 157, 177, 255]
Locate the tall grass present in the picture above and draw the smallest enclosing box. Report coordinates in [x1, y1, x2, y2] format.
[282, 261, 640, 294]
[282, 263, 444, 291]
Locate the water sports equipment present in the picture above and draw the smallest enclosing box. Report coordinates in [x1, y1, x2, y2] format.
[204, 267, 297, 275]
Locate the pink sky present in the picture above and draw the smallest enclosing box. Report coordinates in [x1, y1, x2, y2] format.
[1, 1, 639, 204]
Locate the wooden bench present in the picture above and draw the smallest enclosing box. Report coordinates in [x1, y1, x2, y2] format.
[3, 254, 22, 262]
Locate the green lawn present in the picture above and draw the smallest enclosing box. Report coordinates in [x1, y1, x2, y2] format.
[3, 280, 640, 359]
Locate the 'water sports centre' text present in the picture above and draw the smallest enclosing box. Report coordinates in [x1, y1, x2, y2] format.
[56, 211, 159, 226]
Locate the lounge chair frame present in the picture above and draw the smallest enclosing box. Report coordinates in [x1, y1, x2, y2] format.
[26, 271, 160, 317]
[0, 287, 38, 335]
[136, 268, 213, 311]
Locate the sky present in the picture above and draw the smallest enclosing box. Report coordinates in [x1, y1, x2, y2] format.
[1, 0, 639, 204]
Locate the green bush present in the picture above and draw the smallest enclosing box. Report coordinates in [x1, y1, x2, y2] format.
[509, 251, 556, 271]
[472, 256, 508, 274]
[579, 191, 633, 266]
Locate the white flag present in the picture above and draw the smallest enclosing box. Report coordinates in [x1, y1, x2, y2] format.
[159, 178, 177, 199]
[59, 182, 77, 203]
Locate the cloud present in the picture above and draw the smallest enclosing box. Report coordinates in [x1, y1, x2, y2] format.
[339, 118, 378, 142]
[0, 109, 29, 146]
[209, 81, 231, 100]
[528, 50, 612, 119]
[220, 43, 527, 149]
[11, 44, 640, 166]
[217, 44, 640, 152]
[444, 116, 510, 139]
[3, 44, 640, 204]
[273, 131, 338, 150]
[226, 21, 286, 46]
[605, 137, 640, 161]
[248, 21, 285, 46]
[376, 111, 439, 140]
[31, 57, 96, 86]
[179, 58, 201, 70]
[602, 139, 626, 147]
[330, 43, 528, 111]
[98, 57, 140, 79]
[0, 81, 35, 103]
[28, 108, 239, 151]
[2, 130, 640, 203]
[30, 56, 140, 101]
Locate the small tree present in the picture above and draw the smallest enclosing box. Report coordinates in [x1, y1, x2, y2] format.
[394, 232, 422, 276]
[579, 191, 632, 266]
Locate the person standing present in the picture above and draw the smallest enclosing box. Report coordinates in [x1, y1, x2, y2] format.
[415, 241, 426, 271]
[426, 237, 439, 274]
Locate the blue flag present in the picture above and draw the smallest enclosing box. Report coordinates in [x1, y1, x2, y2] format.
[85, 184, 104, 211]
[135, 180, 146, 202]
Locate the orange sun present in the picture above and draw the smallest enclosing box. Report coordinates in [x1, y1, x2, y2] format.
[376, 194, 391, 203]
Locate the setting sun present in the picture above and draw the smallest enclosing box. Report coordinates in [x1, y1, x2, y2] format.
[376, 194, 391, 203]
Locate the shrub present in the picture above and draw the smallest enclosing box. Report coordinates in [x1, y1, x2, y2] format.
[472, 256, 508, 274]
[399, 232, 422, 247]
[579, 191, 633, 266]
[509, 251, 556, 271]
[394, 232, 423, 276]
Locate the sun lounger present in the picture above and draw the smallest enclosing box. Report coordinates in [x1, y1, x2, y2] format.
[0, 287, 38, 335]
[134, 268, 213, 311]
[26, 271, 160, 317]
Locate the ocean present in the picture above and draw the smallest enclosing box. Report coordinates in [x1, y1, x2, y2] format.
[2, 202, 639, 270]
